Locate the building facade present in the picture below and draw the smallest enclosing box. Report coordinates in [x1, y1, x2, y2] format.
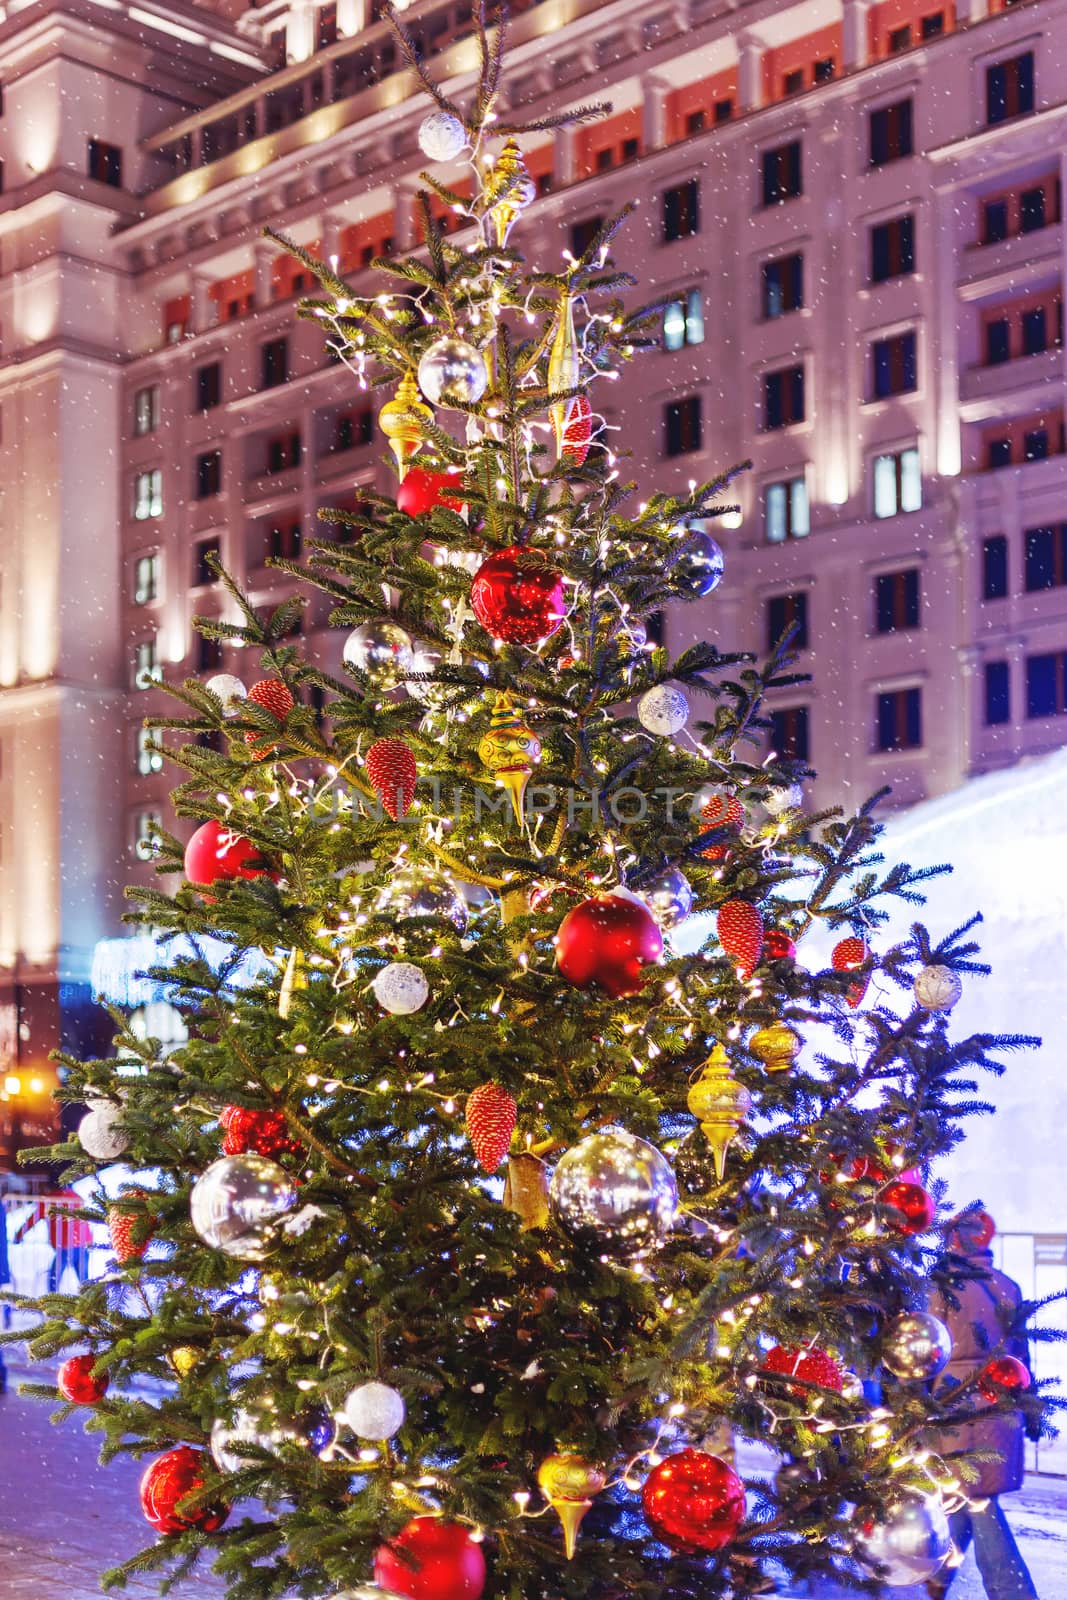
[0, 0, 1065, 1127]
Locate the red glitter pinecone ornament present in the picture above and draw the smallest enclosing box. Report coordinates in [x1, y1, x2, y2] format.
[831, 935, 870, 1008]
[763, 1344, 843, 1396]
[245, 677, 295, 761]
[220, 1105, 302, 1160]
[366, 737, 418, 821]
[140, 1446, 229, 1535]
[108, 1197, 153, 1264]
[465, 1083, 518, 1172]
[699, 795, 744, 860]
[560, 394, 593, 466]
[717, 900, 764, 978]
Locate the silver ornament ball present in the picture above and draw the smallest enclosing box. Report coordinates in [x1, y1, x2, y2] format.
[642, 867, 694, 930]
[549, 1129, 678, 1256]
[881, 1311, 953, 1382]
[378, 867, 468, 933]
[371, 962, 429, 1016]
[417, 337, 488, 408]
[205, 673, 247, 714]
[190, 1154, 297, 1261]
[854, 1491, 952, 1586]
[674, 530, 725, 599]
[343, 622, 414, 691]
[914, 964, 962, 1013]
[329, 1589, 411, 1600]
[342, 1380, 406, 1441]
[78, 1104, 129, 1161]
[638, 684, 689, 737]
[418, 110, 467, 162]
[764, 782, 803, 816]
[211, 1400, 336, 1472]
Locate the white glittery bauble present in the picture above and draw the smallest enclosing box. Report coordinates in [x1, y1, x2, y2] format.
[417, 337, 488, 407]
[638, 684, 689, 737]
[78, 1104, 129, 1161]
[914, 964, 963, 1012]
[205, 673, 247, 714]
[418, 110, 467, 162]
[764, 783, 803, 816]
[371, 962, 429, 1015]
[342, 1380, 406, 1441]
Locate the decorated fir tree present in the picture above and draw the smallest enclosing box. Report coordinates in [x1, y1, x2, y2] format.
[9, 9, 1060, 1599]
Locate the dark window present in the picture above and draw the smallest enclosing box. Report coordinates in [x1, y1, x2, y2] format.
[770, 706, 810, 762]
[766, 591, 809, 651]
[87, 138, 122, 187]
[984, 661, 1010, 725]
[783, 68, 804, 96]
[1024, 524, 1067, 590]
[764, 364, 805, 429]
[267, 432, 301, 472]
[869, 99, 913, 166]
[714, 97, 734, 123]
[1024, 427, 1049, 461]
[335, 410, 374, 450]
[762, 140, 802, 204]
[195, 450, 222, 499]
[875, 568, 921, 633]
[982, 534, 1008, 599]
[920, 11, 945, 36]
[987, 436, 1013, 470]
[982, 198, 1009, 243]
[621, 136, 640, 162]
[270, 521, 302, 561]
[570, 216, 603, 257]
[664, 395, 703, 456]
[197, 633, 224, 672]
[876, 686, 922, 751]
[985, 316, 1011, 365]
[986, 53, 1034, 126]
[194, 540, 220, 586]
[663, 179, 700, 242]
[1022, 306, 1049, 356]
[889, 23, 911, 51]
[762, 252, 804, 318]
[872, 330, 917, 398]
[871, 215, 915, 283]
[686, 109, 706, 134]
[814, 57, 836, 83]
[596, 147, 613, 172]
[195, 362, 221, 412]
[261, 337, 289, 390]
[1020, 186, 1047, 232]
[1026, 651, 1067, 717]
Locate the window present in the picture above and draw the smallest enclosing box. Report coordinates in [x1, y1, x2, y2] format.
[621, 137, 640, 163]
[769, 706, 810, 762]
[714, 98, 733, 124]
[133, 636, 161, 691]
[195, 450, 222, 499]
[764, 365, 805, 429]
[663, 290, 705, 351]
[663, 180, 699, 242]
[1024, 427, 1049, 462]
[267, 433, 301, 473]
[664, 396, 703, 456]
[595, 148, 613, 172]
[875, 568, 921, 633]
[873, 446, 922, 517]
[765, 477, 810, 542]
[335, 410, 374, 451]
[133, 809, 163, 862]
[869, 99, 913, 166]
[1026, 651, 1067, 717]
[570, 216, 603, 257]
[888, 23, 911, 51]
[1021, 306, 1049, 356]
[986, 53, 1034, 126]
[921, 11, 945, 37]
[196, 362, 221, 412]
[985, 316, 1011, 365]
[987, 436, 1013, 470]
[133, 385, 160, 437]
[762, 253, 804, 318]
[766, 591, 809, 651]
[133, 468, 162, 521]
[814, 57, 835, 83]
[197, 633, 223, 672]
[686, 109, 706, 134]
[132, 553, 159, 605]
[870, 215, 915, 283]
[783, 68, 804, 96]
[87, 138, 122, 187]
[1020, 186, 1047, 233]
[982, 535, 1008, 599]
[261, 337, 289, 390]
[194, 540, 220, 586]
[1024, 524, 1067, 591]
[872, 331, 917, 398]
[984, 661, 1010, 725]
[982, 198, 1009, 243]
[876, 687, 922, 751]
[270, 521, 302, 560]
[762, 141, 802, 204]
[136, 727, 163, 776]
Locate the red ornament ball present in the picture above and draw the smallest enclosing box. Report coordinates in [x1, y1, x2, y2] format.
[641, 1448, 745, 1553]
[58, 1354, 109, 1404]
[220, 1106, 302, 1161]
[183, 820, 268, 887]
[717, 900, 764, 979]
[763, 929, 796, 962]
[978, 1355, 1031, 1403]
[763, 1344, 843, 1396]
[374, 1516, 487, 1600]
[108, 1200, 153, 1264]
[831, 935, 870, 1008]
[465, 1082, 518, 1172]
[880, 1179, 936, 1235]
[555, 893, 663, 999]
[366, 737, 418, 821]
[397, 465, 466, 517]
[561, 393, 593, 466]
[470, 545, 565, 645]
[140, 1446, 228, 1536]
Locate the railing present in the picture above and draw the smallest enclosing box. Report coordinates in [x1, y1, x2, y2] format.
[996, 1232, 1067, 1475]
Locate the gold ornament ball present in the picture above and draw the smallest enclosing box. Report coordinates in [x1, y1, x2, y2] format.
[169, 1346, 202, 1377]
[748, 1021, 801, 1073]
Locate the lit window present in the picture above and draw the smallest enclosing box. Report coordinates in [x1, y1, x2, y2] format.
[133, 636, 161, 691]
[136, 727, 163, 775]
[133, 469, 163, 521]
[132, 553, 159, 606]
[663, 289, 704, 351]
[133, 386, 160, 437]
[765, 476, 809, 542]
[133, 809, 163, 861]
[873, 447, 922, 517]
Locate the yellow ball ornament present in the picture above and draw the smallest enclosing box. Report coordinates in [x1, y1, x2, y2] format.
[747, 1022, 802, 1073]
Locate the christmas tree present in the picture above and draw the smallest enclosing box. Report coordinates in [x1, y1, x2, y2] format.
[9, 8, 1060, 1597]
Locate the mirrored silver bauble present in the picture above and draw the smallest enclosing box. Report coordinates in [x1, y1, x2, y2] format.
[371, 962, 429, 1016]
[417, 337, 488, 408]
[638, 684, 689, 737]
[329, 1588, 411, 1600]
[914, 965, 962, 1013]
[881, 1312, 953, 1382]
[418, 110, 467, 162]
[205, 673, 247, 714]
[764, 783, 803, 816]
[342, 622, 414, 690]
[342, 1380, 406, 1441]
[642, 867, 694, 930]
[854, 1492, 951, 1586]
[78, 1104, 129, 1161]
[190, 1154, 297, 1261]
[549, 1129, 678, 1255]
[377, 867, 468, 933]
[674, 531, 725, 599]
[211, 1399, 336, 1473]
